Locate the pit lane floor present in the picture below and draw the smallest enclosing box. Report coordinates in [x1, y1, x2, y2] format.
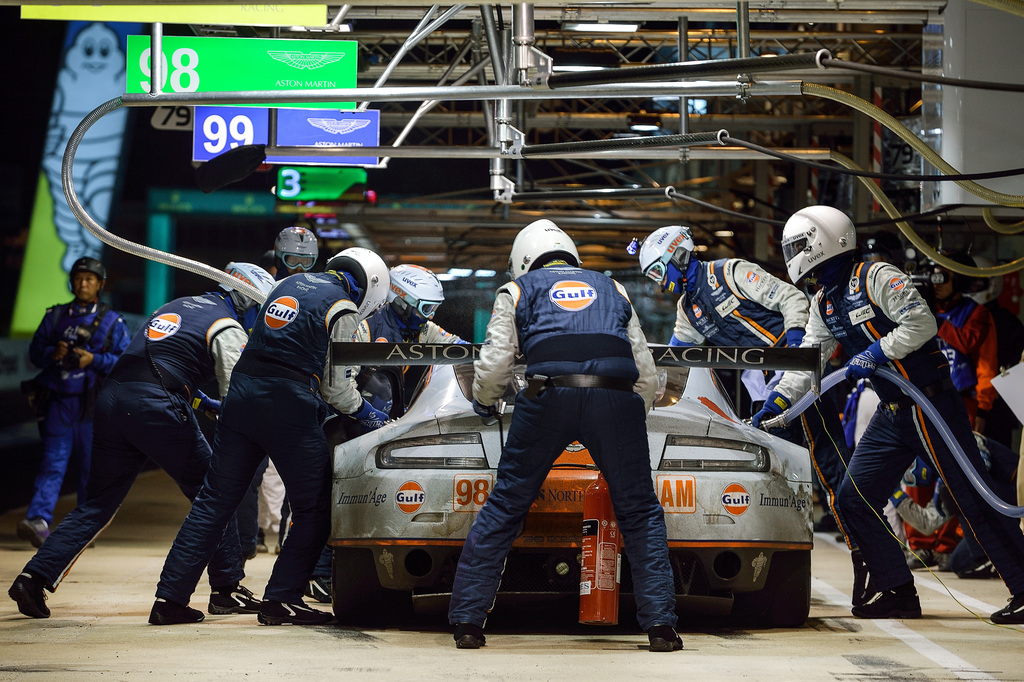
[1, 469, 1022, 681]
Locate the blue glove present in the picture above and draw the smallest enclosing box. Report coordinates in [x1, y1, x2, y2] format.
[192, 392, 222, 420]
[752, 391, 790, 429]
[352, 399, 389, 432]
[845, 340, 888, 381]
[668, 335, 692, 347]
[785, 329, 805, 348]
[889, 488, 908, 509]
[903, 456, 933, 487]
[472, 398, 499, 425]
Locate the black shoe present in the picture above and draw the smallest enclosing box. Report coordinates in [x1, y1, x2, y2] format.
[851, 583, 921, 619]
[305, 576, 331, 604]
[990, 594, 1024, 625]
[648, 625, 683, 652]
[8, 572, 49, 619]
[454, 622, 486, 649]
[257, 600, 333, 625]
[17, 518, 50, 548]
[906, 548, 937, 570]
[851, 549, 876, 608]
[956, 558, 999, 580]
[149, 599, 205, 625]
[209, 583, 261, 614]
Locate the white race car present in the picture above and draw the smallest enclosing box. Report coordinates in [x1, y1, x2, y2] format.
[329, 362, 813, 628]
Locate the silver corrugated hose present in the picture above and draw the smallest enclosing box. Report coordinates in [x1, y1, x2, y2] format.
[61, 97, 269, 305]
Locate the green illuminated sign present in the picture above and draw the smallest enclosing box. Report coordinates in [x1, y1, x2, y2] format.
[277, 167, 367, 201]
[126, 35, 356, 109]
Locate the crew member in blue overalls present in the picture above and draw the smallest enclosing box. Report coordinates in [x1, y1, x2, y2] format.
[637, 226, 867, 603]
[153, 248, 392, 626]
[449, 219, 681, 652]
[8, 263, 275, 621]
[19, 257, 130, 548]
[304, 263, 467, 603]
[755, 205, 1024, 624]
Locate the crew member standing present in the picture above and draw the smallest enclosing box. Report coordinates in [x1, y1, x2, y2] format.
[153, 248, 392, 626]
[638, 226, 865, 604]
[755, 205, 1024, 624]
[19, 257, 129, 547]
[448, 219, 681, 652]
[9, 263, 274, 621]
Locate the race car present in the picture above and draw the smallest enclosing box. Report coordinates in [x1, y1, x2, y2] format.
[329, 361, 813, 628]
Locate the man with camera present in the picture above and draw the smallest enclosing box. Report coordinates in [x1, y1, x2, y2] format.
[19, 257, 129, 547]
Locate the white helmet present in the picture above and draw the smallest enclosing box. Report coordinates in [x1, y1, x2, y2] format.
[638, 225, 695, 285]
[388, 264, 445, 321]
[324, 247, 389, 320]
[781, 206, 856, 284]
[966, 255, 1002, 305]
[274, 226, 319, 274]
[220, 262, 276, 313]
[508, 219, 580, 280]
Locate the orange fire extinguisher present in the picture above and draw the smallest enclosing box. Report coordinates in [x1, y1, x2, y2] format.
[579, 472, 621, 625]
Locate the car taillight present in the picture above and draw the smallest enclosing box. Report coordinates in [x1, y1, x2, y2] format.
[375, 433, 488, 469]
[657, 435, 770, 472]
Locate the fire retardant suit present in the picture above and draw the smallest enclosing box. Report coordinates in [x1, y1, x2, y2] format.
[934, 295, 998, 429]
[447, 263, 678, 632]
[775, 260, 1024, 598]
[675, 258, 854, 547]
[21, 292, 249, 594]
[157, 272, 370, 607]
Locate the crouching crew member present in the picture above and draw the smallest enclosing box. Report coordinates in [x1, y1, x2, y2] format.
[448, 220, 682, 652]
[153, 248, 391, 626]
[755, 205, 1024, 624]
[9, 263, 275, 621]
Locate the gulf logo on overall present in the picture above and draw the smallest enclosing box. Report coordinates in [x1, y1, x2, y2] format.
[889, 277, 905, 291]
[746, 271, 759, 284]
[146, 313, 181, 340]
[396, 481, 425, 513]
[549, 281, 597, 311]
[825, 300, 834, 315]
[722, 483, 750, 515]
[265, 296, 299, 329]
[692, 304, 703, 319]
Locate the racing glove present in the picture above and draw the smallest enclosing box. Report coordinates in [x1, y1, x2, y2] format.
[785, 328, 805, 348]
[903, 456, 933, 487]
[751, 391, 790, 429]
[352, 399, 389, 432]
[889, 488, 909, 509]
[473, 398, 499, 426]
[668, 335, 692, 347]
[192, 392, 222, 420]
[845, 340, 888, 381]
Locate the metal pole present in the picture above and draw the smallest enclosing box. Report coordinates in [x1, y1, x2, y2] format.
[149, 23, 163, 96]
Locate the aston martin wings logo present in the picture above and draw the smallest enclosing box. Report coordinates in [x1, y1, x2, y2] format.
[307, 118, 372, 136]
[267, 51, 345, 70]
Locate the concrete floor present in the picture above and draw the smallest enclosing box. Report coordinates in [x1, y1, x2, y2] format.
[2, 469, 1023, 681]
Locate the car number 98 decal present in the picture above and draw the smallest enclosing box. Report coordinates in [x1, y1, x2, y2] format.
[454, 474, 492, 512]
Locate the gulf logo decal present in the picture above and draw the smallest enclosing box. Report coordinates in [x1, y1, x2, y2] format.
[722, 483, 750, 515]
[692, 304, 703, 319]
[264, 296, 299, 330]
[746, 271, 759, 284]
[146, 313, 181, 341]
[889, 277, 905, 291]
[396, 481, 425, 513]
[549, 281, 597, 311]
[825, 300, 834, 315]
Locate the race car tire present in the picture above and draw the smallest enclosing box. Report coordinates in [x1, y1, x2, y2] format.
[730, 549, 811, 628]
[331, 547, 410, 625]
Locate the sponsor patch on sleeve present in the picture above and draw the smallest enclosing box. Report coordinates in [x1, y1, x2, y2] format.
[897, 301, 922, 316]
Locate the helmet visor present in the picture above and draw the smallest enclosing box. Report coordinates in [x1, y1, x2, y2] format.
[282, 253, 316, 271]
[782, 236, 809, 263]
[643, 260, 668, 284]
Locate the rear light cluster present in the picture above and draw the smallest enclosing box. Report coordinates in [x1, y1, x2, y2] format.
[375, 433, 488, 469]
[658, 435, 770, 472]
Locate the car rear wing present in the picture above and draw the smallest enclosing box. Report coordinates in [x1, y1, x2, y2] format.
[331, 342, 822, 392]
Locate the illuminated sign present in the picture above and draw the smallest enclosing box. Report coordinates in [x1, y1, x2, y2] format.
[23, 5, 326, 26]
[126, 35, 356, 109]
[193, 107, 379, 166]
